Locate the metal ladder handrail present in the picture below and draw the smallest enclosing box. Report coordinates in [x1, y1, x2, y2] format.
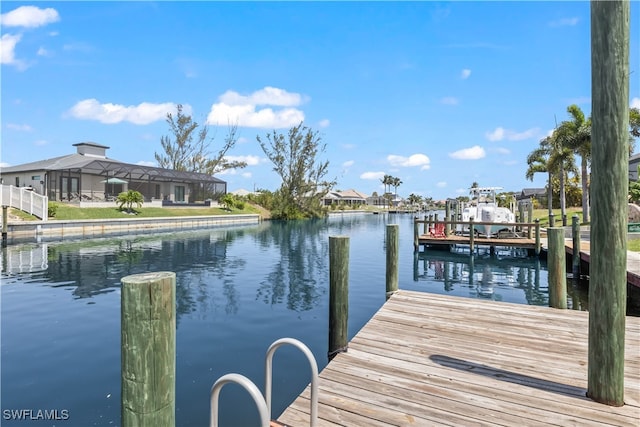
[209, 373, 270, 427]
[265, 338, 318, 427]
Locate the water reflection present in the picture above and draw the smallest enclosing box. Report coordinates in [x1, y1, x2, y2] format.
[255, 219, 329, 311]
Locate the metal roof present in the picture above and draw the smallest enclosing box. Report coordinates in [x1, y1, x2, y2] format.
[0, 153, 225, 184]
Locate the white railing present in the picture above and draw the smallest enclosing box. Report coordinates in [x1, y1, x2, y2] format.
[210, 337, 319, 427]
[0, 185, 48, 221]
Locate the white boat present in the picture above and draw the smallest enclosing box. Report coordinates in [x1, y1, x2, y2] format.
[461, 187, 516, 237]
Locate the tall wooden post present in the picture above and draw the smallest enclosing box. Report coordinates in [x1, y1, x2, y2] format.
[469, 217, 475, 253]
[547, 228, 567, 309]
[549, 212, 555, 228]
[386, 224, 399, 297]
[535, 219, 541, 256]
[588, 0, 628, 406]
[572, 215, 581, 279]
[445, 201, 451, 236]
[413, 218, 419, 252]
[518, 203, 525, 233]
[329, 236, 349, 360]
[2, 206, 7, 247]
[121, 272, 176, 427]
[423, 215, 428, 234]
[528, 203, 534, 239]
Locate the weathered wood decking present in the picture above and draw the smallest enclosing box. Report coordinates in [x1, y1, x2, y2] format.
[277, 291, 640, 426]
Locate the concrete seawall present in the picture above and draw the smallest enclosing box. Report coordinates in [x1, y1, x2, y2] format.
[4, 214, 261, 244]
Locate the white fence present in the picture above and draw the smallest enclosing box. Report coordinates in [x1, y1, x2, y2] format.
[0, 185, 48, 221]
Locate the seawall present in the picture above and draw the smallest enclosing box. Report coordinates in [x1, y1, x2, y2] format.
[3, 214, 261, 244]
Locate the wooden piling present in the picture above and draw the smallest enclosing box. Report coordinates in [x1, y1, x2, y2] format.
[518, 204, 525, 233]
[588, 0, 628, 406]
[386, 224, 399, 297]
[547, 228, 567, 309]
[528, 203, 534, 239]
[329, 236, 349, 360]
[469, 217, 475, 253]
[535, 219, 541, 256]
[413, 218, 419, 251]
[445, 202, 451, 236]
[549, 212, 555, 228]
[121, 272, 176, 427]
[423, 215, 428, 234]
[2, 206, 7, 247]
[572, 215, 581, 279]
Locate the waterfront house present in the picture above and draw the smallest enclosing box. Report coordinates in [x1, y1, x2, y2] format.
[0, 142, 227, 204]
[323, 189, 368, 206]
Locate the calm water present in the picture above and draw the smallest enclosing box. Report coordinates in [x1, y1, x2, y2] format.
[2, 212, 581, 426]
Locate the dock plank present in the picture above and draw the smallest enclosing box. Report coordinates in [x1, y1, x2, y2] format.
[277, 291, 640, 426]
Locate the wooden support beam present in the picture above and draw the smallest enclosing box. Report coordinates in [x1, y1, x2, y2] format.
[588, 0, 628, 406]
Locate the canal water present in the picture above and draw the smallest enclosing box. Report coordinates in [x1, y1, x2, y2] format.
[1, 212, 581, 426]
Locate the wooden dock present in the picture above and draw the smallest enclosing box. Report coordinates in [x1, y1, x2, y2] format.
[277, 291, 640, 426]
[418, 233, 538, 251]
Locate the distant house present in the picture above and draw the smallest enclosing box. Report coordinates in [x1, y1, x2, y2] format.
[517, 188, 547, 201]
[630, 153, 640, 181]
[0, 142, 226, 203]
[323, 189, 368, 206]
[366, 193, 404, 207]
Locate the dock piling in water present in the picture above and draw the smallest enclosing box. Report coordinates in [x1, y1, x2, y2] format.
[386, 224, 399, 297]
[547, 228, 567, 309]
[121, 271, 176, 427]
[572, 215, 581, 279]
[329, 236, 349, 360]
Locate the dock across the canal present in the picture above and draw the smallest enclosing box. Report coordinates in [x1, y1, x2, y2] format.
[413, 218, 542, 255]
[276, 291, 640, 426]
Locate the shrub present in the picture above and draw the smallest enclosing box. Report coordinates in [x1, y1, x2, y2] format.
[48, 202, 59, 218]
[116, 190, 144, 213]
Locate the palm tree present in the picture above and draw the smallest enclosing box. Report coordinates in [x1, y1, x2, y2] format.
[559, 104, 591, 223]
[526, 136, 554, 216]
[392, 177, 402, 202]
[380, 174, 392, 208]
[548, 127, 578, 225]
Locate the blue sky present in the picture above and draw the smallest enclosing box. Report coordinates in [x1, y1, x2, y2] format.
[1, 1, 639, 200]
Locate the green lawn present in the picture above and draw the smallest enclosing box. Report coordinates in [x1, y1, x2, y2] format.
[10, 203, 263, 221]
[532, 207, 585, 228]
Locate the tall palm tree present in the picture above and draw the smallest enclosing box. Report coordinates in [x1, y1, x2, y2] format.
[380, 174, 392, 208]
[392, 177, 402, 201]
[526, 136, 554, 216]
[559, 104, 591, 223]
[548, 127, 578, 225]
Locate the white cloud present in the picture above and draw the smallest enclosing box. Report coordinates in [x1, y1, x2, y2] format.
[342, 160, 354, 168]
[68, 99, 179, 125]
[37, 47, 51, 57]
[360, 171, 386, 180]
[6, 123, 32, 131]
[318, 119, 330, 128]
[241, 172, 252, 179]
[485, 127, 505, 142]
[0, 6, 60, 28]
[225, 155, 261, 166]
[549, 17, 579, 27]
[449, 145, 486, 160]
[461, 69, 471, 79]
[207, 87, 306, 129]
[387, 153, 431, 170]
[1, 33, 27, 69]
[494, 147, 511, 155]
[436, 181, 447, 188]
[0, 162, 11, 168]
[631, 98, 640, 109]
[440, 97, 459, 106]
[136, 160, 156, 167]
[485, 126, 539, 141]
[219, 86, 305, 107]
